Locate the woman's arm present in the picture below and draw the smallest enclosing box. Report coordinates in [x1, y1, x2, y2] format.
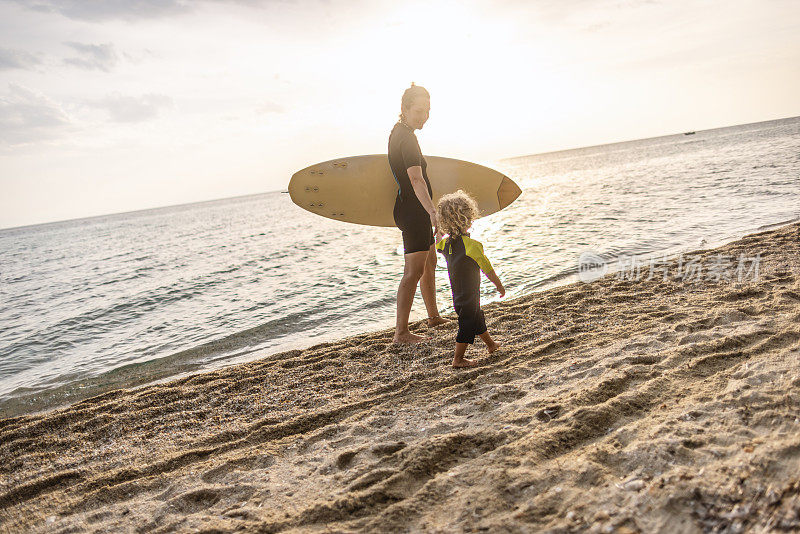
[407, 166, 435, 215]
[407, 165, 439, 236]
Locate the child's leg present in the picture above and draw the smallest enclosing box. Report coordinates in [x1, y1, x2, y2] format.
[479, 331, 500, 354]
[452, 303, 481, 368]
[452, 342, 479, 368]
[474, 309, 499, 353]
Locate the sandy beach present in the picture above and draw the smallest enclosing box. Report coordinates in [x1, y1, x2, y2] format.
[1, 220, 799, 533]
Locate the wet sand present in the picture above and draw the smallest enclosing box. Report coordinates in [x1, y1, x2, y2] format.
[1, 221, 799, 533]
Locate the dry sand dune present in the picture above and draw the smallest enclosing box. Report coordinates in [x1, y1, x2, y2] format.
[1, 221, 800, 533]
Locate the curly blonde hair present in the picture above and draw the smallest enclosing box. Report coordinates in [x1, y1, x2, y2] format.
[436, 189, 480, 237]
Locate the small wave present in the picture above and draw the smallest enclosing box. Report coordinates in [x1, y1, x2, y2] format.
[0, 306, 331, 416]
[756, 217, 800, 232]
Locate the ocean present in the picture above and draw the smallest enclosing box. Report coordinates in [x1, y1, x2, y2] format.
[1, 116, 798, 416]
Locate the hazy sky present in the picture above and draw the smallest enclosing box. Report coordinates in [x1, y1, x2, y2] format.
[1, 0, 798, 229]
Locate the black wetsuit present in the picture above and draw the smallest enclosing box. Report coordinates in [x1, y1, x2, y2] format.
[436, 234, 494, 344]
[388, 122, 434, 254]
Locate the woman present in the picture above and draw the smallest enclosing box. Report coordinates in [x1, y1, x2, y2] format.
[388, 83, 449, 344]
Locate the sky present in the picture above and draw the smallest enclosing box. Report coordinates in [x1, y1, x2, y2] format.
[1, 0, 798, 229]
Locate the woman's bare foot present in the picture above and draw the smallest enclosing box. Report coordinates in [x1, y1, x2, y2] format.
[393, 331, 427, 344]
[427, 315, 449, 327]
[452, 357, 480, 368]
[486, 341, 500, 354]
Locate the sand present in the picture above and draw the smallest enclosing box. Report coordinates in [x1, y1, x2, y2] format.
[1, 221, 799, 533]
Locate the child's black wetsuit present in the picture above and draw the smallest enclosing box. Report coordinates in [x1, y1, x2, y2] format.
[436, 234, 494, 344]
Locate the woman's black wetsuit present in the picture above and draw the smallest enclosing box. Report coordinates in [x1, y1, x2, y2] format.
[388, 121, 434, 254]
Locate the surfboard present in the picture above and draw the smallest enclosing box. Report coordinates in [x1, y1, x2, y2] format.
[288, 155, 522, 227]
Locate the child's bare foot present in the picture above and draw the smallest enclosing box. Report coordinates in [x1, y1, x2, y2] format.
[452, 357, 480, 368]
[486, 341, 500, 354]
[427, 315, 449, 327]
[393, 331, 427, 344]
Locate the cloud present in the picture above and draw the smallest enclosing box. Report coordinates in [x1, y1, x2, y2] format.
[0, 48, 42, 71]
[257, 100, 285, 114]
[11, 0, 276, 22]
[121, 48, 160, 64]
[89, 93, 173, 123]
[17, 0, 192, 21]
[495, 0, 660, 32]
[0, 83, 71, 145]
[63, 42, 118, 72]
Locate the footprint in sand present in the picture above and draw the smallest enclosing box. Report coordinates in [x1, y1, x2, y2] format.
[535, 405, 562, 422]
[370, 441, 407, 457]
[200, 455, 275, 483]
[166, 485, 256, 514]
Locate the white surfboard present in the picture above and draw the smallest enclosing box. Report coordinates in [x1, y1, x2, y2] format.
[288, 154, 522, 227]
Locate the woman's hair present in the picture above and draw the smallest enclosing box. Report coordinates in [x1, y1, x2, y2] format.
[436, 190, 480, 237]
[399, 82, 430, 121]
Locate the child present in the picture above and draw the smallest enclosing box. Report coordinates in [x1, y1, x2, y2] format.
[435, 190, 505, 368]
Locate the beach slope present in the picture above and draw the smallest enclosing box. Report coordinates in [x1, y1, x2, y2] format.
[1, 222, 799, 533]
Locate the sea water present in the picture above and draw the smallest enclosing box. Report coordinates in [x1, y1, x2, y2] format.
[1, 116, 798, 415]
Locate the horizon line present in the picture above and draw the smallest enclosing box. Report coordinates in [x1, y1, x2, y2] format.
[498, 113, 799, 162]
[3, 113, 798, 233]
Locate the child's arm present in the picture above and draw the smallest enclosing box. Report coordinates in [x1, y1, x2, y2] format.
[463, 237, 505, 297]
[485, 269, 505, 297]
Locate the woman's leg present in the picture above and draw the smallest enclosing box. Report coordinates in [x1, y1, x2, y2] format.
[393, 250, 428, 343]
[419, 244, 447, 326]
